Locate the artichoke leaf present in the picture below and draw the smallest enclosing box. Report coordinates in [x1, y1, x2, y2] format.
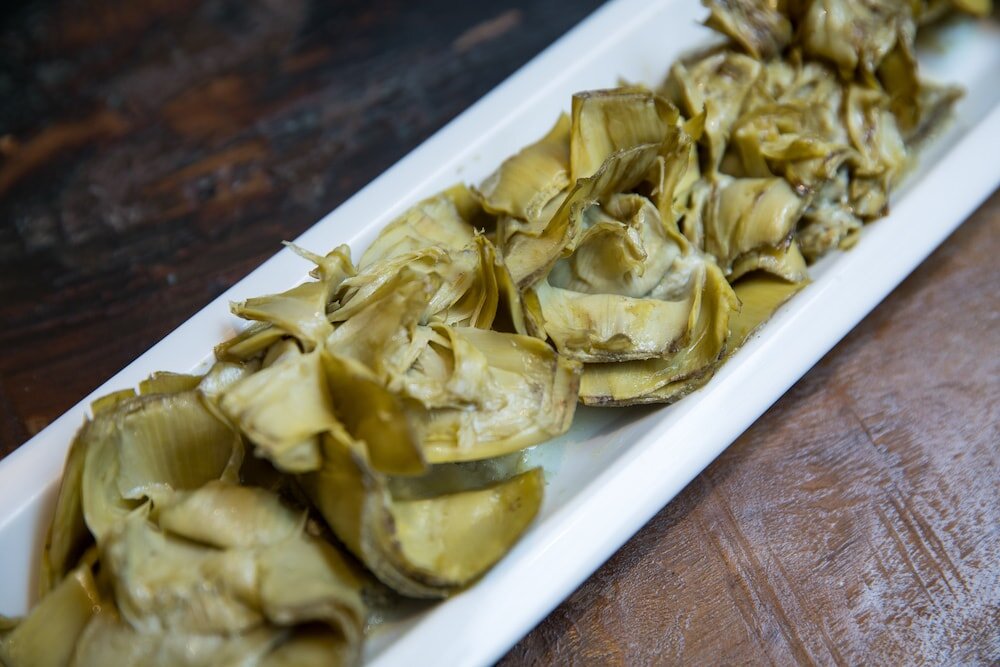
[358, 189, 478, 270]
[504, 143, 661, 288]
[219, 349, 338, 474]
[82, 391, 243, 541]
[231, 279, 333, 353]
[703, 0, 792, 59]
[527, 278, 697, 363]
[334, 235, 505, 330]
[798, 0, 915, 79]
[71, 609, 283, 667]
[322, 351, 426, 476]
[477, 114, 571, 223]
[157, 481, 304, 550]
[103, 487, 365, 648]
[704, 176, 806, 273]
[548, 193, 687, 298]
[729, 272, 809, 350]
[729, 239, 809, 283]
[411, 327, 581, 463]
[569, 88, 677, 181]
[663, 51, 762, 172]
[138, 372, 201, 396]
[580, 262, 737, 405]
[0, 560, 101, 667]
[215, 322, 286, 363]
[40, 420, 93, 596]
[302, 435, 543, 598]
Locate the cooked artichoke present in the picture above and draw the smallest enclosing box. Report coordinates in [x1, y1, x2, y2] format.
[704, 176, 806, 274]
[578, 260, 737, 405]
[0, 558, 101, 667]
[30, 1, 979, 660]
[301, 434, 543, 598]
[500, 138, 660, 287]
[82, 390, 244, 542]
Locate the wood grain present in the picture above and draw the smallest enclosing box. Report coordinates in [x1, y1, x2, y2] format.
[1, 1, 997, 664]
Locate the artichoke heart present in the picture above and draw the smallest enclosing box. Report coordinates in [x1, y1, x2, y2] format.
[82, 390, 243, 542]
[302, 434, 543, 598]
[502, 142, 660, 288]
[704, 176, 806, 274]
[579, 261, 738, 406]
[408, 326, 581, 463]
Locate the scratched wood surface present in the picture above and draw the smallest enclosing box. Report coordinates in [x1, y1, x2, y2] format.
[1, 0, 997, 664]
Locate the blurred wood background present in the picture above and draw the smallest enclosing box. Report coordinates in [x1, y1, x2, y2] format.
[1, 0, 997, 663]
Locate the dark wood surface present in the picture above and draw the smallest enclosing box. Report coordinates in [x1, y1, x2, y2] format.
[1, 1, 997, 664]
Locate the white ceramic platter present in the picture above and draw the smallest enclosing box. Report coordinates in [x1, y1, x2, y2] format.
[1, 0, 998, 664]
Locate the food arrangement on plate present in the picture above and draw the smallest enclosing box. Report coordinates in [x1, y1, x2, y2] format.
[1, 0, 990, 664]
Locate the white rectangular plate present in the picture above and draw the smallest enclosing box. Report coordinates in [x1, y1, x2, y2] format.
[1, 1, 998, 665]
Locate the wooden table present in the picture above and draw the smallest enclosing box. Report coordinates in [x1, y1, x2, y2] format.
[1, 1, 997, 663]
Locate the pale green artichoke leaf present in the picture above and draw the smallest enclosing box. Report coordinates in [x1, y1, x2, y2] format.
[644, 121, 700, 229]
[214, 322, 286, 363]
[157, 481, 304, 550]
[729, 272, 809, 350]
[387, 453, 524, 501]
[569, 88, 677, 181]
[527, 277, 697, 363]
[798, 197, 864, 262]
[389, 467, 543, 586]
[729, 239, 810, 283]
[548, 193, 686, 298]
[580, 262, 738, 405]
[104, 510, 265, 635]
[703, 0, 792, 59]
[231, 279, 333, 353]
[40, 420, 93, 596]
[70, 609, 282, 667]
[322, 351, 426, 476]
[258, 629, 356, 667]
[82, 391, 243, 541]
[198, 360, 261, 402]
[284, 242, 356, 288]
[303, 435, 543, 598]
[358, 189, 477, 270]
[255, 537, 366, 652]
[704, 176, 806, 273]
[844, 84, 908, 182]
[0, 560, 101, 667]
[902, 81, 962, 147]
[397, 324, 495, 410]
[219, 349, 339, 474]
[504, 143, 661, 288]
[948, 0, 992, 15]
[327, 268, 438, 381]
[663, 51, 762, 172]
[412, 327, 581, 463]
[335, 235, 504, 330]
[89, 389, 137, 415]
[798, 0, 915, 79]
[477, 114, 571, 223]
[104, 490, 365, 648]
[730, 104, 853, 193]
[138, 372, 201, 396]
